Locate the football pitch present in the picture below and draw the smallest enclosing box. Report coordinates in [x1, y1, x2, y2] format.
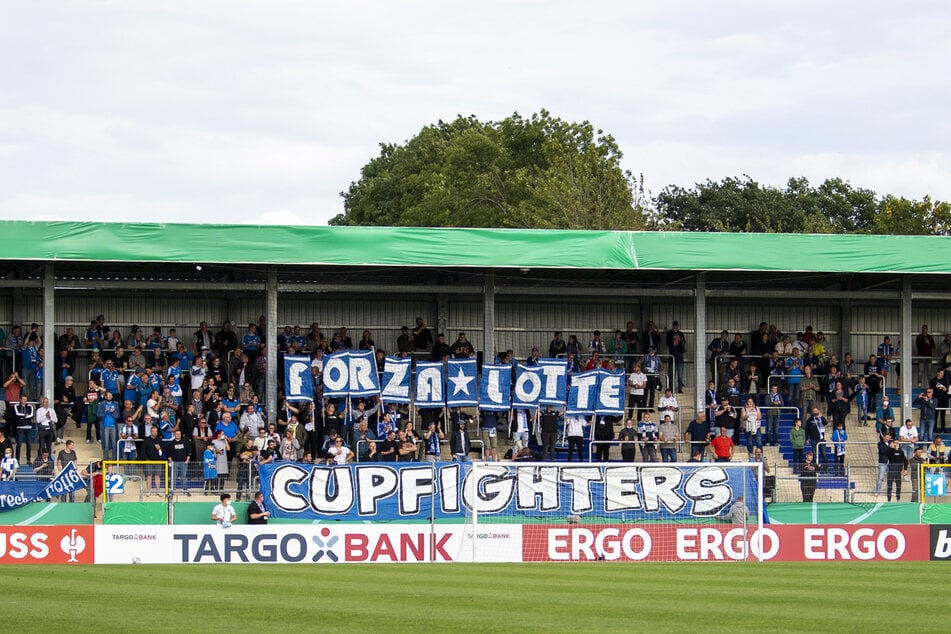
[5, 562, 946, 632]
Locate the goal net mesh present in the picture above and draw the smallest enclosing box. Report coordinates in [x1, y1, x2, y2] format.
[462, 461, 765, 562]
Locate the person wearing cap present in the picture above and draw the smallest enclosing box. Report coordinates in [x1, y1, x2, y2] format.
[449, 333, 474, 359]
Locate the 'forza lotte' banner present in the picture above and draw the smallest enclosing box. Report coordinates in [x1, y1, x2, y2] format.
[522, 524, 933, 562]
[258, 462, 760, 522]
[93, 525, 522, 564]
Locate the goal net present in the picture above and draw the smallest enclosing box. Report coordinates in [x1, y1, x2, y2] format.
[462, 461, 765, 562]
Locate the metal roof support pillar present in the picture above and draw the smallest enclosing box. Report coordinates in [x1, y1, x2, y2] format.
[693, 273, 707, 415]
[483, 272, 495, 366]
[838, 299, 852, 362]
[900, 276, 913, 422]
[436, 294, 449, 343]
[43, 263, 55, 404]
[266, 267, 279, 425]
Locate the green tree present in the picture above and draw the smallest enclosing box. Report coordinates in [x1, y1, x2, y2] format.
[871, 195, 951, 236]
[653, 176, 947, 235]
[332, 111, 648, 230]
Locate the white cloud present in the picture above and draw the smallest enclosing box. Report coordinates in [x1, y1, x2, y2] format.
[1, 0, 950, 228]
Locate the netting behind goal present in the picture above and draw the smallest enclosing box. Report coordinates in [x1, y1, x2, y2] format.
[463, 461, 764, 562]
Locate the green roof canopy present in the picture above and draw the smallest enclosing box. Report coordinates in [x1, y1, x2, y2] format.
[2, 221, 949, 274]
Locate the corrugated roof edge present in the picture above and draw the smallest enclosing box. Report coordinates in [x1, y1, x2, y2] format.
[1, 220, 949, 274]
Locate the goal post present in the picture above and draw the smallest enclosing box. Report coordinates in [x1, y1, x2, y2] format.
[102, 460, 170, 501]
[464, 461, 765, 562]
[918, 462, 950, 514]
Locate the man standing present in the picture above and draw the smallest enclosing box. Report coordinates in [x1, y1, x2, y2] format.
[885, 439, 908, 502]
[917, 388, 937, 443]
[617, 419, 638, 462]
[168, 430, 191, 496]
[34, 396, 57, 458]
[710, 427, 734, 462]
[805, 407, 828, 465]
[248, 491, 270, 524]
[449, 333, 474, 359]
[57, 439, 79, 501]
[685, 413, 711, 461]
[13, 394, 35, 463]
[898, 419, 919, 468]
[450, 419, 471, 463]
[54, 375, 77, 443]
[799, 451, 820, 502]
[875, 433, 891, 495]
[930, 369, 949, 433]
[564, 414, 588, 462]
[658, 414, 679, 463]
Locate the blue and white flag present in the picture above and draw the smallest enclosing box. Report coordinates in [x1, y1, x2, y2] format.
[346, 349, 381, 398]
[0, 462, 87, 512]
[322, 351, 382, 399]
[446, 358, 478, 407]
[479, 363, 512, 411]
[381, 356, 412, 404]
[537, 357, 568, 406]
[414, 361, 445, 409]
[322, 352, 351, 399]
[565, 369, 599, 415]
[594, 368, 625, 416]
[512, 363, 542, 410]
[283, 355, 314, 402]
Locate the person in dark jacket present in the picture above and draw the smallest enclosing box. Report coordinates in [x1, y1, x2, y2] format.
[885, 438, 909, 502]
[799, 451, 820, 502]
[617, 419, 638, 462]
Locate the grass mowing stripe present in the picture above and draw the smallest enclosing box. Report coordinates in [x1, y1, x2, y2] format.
[3, 563, 946, 632]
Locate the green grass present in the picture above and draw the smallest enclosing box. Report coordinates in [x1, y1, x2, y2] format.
[6, 563, 947, 632]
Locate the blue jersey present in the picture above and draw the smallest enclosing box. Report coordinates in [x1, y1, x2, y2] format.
[98, 401, 119, 428]
[202, 448, 217, 479]
[101, 369, 120, 394]
[242, 333, 261, 351]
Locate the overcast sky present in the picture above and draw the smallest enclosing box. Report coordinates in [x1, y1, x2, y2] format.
[2, 1, 949, 226]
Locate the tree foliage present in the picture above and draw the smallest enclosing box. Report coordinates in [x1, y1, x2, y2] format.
[331, 111, 648, 230]
[653, 176, 950, 235]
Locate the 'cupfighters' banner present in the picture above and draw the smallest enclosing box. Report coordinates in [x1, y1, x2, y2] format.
[259, 462, 758, 522]
[0, 462, 87, 512]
